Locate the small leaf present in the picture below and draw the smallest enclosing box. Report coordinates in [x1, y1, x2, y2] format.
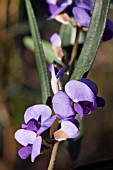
[71, 0, 110, 80]
[42, 40, 64, 66]
[23, 36, 64, 66]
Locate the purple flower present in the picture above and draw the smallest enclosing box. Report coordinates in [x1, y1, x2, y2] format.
[46, 0, 73, 19]
[48, 61, 66, 94]
[52, 79, 105, 120]
[73, 0, 113, 41]
[46, 0, 74, 25]
[15, 104, 56, 162]
[81, 78, 105, 108]
[50, 33, 64, 60]
[72, 0, 94, 28]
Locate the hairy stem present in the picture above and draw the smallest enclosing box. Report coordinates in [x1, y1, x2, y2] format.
[48, 142, 59, 170]
[68, 26, 79, 79]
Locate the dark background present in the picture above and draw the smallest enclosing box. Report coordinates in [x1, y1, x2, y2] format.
[0, 0, 113, 169]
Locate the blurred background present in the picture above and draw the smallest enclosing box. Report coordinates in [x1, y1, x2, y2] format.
[0, 0, 113, 170]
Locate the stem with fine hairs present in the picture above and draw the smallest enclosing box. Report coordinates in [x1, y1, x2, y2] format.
[48, 141, 59, 170]
[68, 26, 79, 79]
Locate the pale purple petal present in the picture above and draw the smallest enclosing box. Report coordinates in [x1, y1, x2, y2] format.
[73, 7, 91, 27]
[81, 78, 98, 95]
[49, 6, 67, 19]
[18, 145, 32, 159]
[52, 91, 75, 119]
[65, 80, 94, 103]
[14, 129, 36, 146]
[60, 0, 72, 7]
[37, 115, 56, 135]
[56, 66, 67, 78]
[48, 61, 57, 79]
[75, 0, 94, 12]
[48, 61, 56, 72]
[48, 0, 72, 19]
[22, 124, 27, 129]
[74, 103, 83, 119]
[49, 4, 59, 15]
[24, 104, 52, 124]
[61, 120, 80, 139]
[46, 0, 56, 4]
[31, 136, 42, 162]
[50, 33, 62, 46]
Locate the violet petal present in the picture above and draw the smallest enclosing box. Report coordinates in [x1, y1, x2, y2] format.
[37, 115, 56, 135]
[24, 104, 52, 124]
[24, 119, 39, 132]
[15, 129, 36, 146]
[61, 120, 80, 139]
[49, 4, 59, 15]
[56, 66, 67, 79]
[60, 0, 72, 7]
[65, 80, 94, 102]
[18, 145, 32, 159]
[74, 103, 83, 119]
[31, 136, 42, 162]
[75, 0, 94, 12]
[49, 5, 67, 19]
[52, 91, 75, 119]
[72, 7, 91, 27]
[50, 33, 62, 46]
[48, 61, 57, 79]
[46, 0, 56, 4]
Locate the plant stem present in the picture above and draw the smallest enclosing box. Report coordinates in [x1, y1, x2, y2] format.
[68, 26, 79, 79]
[48, 142, 59, 170]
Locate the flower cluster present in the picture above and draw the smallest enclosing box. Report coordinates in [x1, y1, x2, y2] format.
[15, 105, 56, 162]
[46, 0, 113, 41]
[15, 70, 105, 161]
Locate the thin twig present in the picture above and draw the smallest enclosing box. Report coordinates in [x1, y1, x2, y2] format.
[48, 141, 59, 170]
[68, 26, 79, 79]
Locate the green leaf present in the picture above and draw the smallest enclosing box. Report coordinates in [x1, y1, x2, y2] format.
[71, 0, 110, 80]
[23, 36, 64, 66]
[25, 0, 50, 104]
[42, 40, 64, 66]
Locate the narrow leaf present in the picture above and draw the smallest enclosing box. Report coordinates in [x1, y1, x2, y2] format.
[71, 0, 110, 80]
[25, 0, 50, 104]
